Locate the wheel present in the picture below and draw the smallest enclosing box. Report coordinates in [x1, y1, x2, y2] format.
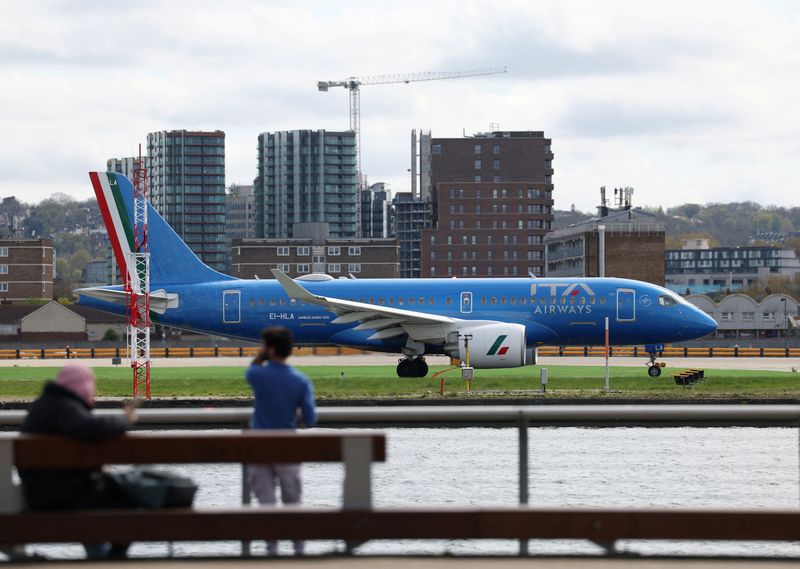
[396, 359, 411, 378]
[412, 357, 429, 378]
[647, 364, 662, 378]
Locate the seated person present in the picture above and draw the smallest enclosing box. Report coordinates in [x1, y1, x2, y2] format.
[19, 363, 137, 558]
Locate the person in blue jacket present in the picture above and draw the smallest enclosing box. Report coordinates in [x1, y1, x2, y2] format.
[246, 326, 316, 556]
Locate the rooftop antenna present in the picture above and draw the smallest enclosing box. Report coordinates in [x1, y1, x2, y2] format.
[598, 186, 609, 218]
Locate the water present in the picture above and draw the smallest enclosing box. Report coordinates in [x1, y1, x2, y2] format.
[25, 427, 800, 559]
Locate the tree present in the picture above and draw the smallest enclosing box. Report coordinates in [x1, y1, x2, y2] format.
[102, 328, 120, 341]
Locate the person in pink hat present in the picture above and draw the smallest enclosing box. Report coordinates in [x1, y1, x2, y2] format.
[19, 363, 138, 558]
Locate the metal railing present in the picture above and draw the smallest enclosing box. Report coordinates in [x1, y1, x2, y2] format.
[2, 405, 800, 557]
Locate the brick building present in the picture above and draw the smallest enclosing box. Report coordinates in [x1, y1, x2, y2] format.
[544, 208, 666, 285]
[419, 131, 554, 277]
[231, 238, 399, 279]
[0, 238, 54, 302]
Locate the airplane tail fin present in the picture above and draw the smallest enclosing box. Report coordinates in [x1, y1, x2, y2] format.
[89, 172, 233, 285]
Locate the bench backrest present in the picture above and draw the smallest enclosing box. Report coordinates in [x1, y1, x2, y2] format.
[0, 431, 385, 513]
[7, 431, 386, 468]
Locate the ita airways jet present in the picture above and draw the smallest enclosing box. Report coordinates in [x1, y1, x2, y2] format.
[78, 172, 717, 378]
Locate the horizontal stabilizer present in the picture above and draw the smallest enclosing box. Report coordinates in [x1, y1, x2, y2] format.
[75, 287, 179, 314]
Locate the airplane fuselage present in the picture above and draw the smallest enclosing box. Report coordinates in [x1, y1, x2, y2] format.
[87, 276, 715, 353]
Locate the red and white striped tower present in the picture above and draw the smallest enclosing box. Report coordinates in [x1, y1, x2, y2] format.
[129, 144, 151, 398]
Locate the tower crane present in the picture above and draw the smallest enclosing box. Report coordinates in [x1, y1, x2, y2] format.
[317, 66, 507, 196]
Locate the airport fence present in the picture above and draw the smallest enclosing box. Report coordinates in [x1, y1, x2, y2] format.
[0, 345, 799, 361]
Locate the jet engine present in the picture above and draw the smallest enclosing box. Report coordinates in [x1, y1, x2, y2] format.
[444, 322, 533, 368]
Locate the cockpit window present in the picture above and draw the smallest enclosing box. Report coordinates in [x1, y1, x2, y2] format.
[658, 295, 676, 307]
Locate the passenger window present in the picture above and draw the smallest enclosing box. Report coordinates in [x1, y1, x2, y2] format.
[269, 298, 276, 306]
[569, 296, 576, 305]
[481, 297, 487, 305]
[599, 297, 606, 304]
[369, 297, 374, 304]
[398, 298, 404, 305]
[409, 297, 415, 305]
[388, 298, 394, 305]
[490, 297, 497, 305]
[580, 297, 586, 305]
[279, 298, 285, 306]
[510, 297, 516, 305]
[539, 297, 545, 305]
[419, 297, 425, 305]
[378, 298, 385, 305]
[248, 298, 255, 306]
[359, 298, 365, 303]
[429, 297, 435, 305]
[560, 297, 567, 305]
[520, 297, 527, 305]
[590, 296, 596, 305]
[445, 297, 452, 305]
[500, 297, 506, 305]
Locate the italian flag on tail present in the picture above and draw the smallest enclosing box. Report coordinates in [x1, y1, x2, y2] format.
[89, 171, 137, 289]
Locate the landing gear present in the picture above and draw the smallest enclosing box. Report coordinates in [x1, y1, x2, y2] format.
[644, 343, 665, 378]
[396, 357, 429, 378]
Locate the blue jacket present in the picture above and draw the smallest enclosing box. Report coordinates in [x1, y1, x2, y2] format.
[246, 361, 317, 430]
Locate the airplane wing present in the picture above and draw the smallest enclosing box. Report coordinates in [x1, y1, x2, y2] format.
[271, 269, 455, 341]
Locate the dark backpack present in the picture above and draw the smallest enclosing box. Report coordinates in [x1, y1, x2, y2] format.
[110, 468, 197, 508]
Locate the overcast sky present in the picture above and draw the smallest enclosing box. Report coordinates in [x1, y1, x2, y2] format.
[1, 0, 798, 212]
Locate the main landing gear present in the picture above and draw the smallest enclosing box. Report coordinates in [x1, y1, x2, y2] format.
[645, 343, 665, 377]
[397, 357, 429, 378]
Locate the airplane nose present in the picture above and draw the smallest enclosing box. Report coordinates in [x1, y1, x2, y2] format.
[695, 310, 718, 337]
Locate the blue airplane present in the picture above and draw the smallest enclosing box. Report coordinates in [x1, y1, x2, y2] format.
[78, 172, 717, 378]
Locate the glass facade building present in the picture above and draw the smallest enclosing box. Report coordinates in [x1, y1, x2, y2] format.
[147, 130, 226, 271]
[254, 130, 358, 239]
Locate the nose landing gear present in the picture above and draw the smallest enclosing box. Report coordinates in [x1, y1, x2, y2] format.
[645, 343, 665, 377]
[396, 356, 429, 378]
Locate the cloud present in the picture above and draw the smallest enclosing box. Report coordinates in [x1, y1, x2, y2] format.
[0, 0, 798, 213]
[557, 100, 737, 138]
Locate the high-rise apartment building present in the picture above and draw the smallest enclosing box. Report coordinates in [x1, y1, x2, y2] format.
[361, 182, 393, 238]
[147, 130, 226, 271]
[225, 184, 256, 271]
[106, 157, 138, 180]
[254, 130, 358, 240]
[393, 192, 432, 278]
[418, 130, 554, 277]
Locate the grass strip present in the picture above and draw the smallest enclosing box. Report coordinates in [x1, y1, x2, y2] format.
[1, 365, 799, 399]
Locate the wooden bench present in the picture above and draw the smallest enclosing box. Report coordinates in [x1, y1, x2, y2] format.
[0, 430, 385, 558]
[4, 430, 800, 558]
[4, 506, 800, 556]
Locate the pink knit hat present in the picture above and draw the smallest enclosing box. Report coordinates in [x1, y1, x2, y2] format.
[55, 364, 96, 407]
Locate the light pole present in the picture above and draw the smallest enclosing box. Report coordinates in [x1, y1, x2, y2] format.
[781, 298, 788, 345]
